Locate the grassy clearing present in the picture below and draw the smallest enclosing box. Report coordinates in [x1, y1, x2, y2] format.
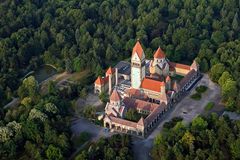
[72, 132, 92, 149]
[205, 102, 215, 111]
[190, 93, 202, 100]
[69, 70, 90, 82]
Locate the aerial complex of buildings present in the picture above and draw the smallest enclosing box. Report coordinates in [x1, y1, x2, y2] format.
[94, 40, 201, 137]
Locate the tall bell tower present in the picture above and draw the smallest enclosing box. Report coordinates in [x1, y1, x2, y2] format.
[131, 40, 145, 89]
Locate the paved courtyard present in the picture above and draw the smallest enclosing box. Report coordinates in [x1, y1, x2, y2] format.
[71, 117, 112, 141]
[132, 74, 222, 160]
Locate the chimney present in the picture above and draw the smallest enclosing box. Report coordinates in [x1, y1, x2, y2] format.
[109, 74, 112, 95]
[115, 68, 118, 86]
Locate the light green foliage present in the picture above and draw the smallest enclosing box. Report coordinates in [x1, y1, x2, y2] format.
[191, 117, 208, 130]
[205, 102, 214, 111]
[28, 108, 48, 122]
[152, 115, 240, 160]
[21, 97, 33, 107]
[46, 144, 63, 160]
[218, 71, 233, 87]
[209, 63, 225, 82]
[6, 121, 22, 133]
[45, 103, 59, 114]
[0, 126, 13, 142]
[18, 76, 39, 99]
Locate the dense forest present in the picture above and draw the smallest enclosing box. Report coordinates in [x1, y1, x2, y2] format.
[75, 134, 133, 160]
[0, 0, 240, 111]
[0, 76, 72, 159]
[0, 0, 240, 159]
[151, 114, 240, 160]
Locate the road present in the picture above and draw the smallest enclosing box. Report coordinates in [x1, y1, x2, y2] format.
[3, 97, 20, 109]
[132, 74, 222, 160]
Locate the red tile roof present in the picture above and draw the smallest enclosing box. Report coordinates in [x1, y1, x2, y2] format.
[144, 102, 167, 125]
[106, 67, 115, 75]
[138, 117, 145, 126]
[132, 40, 144, 59]
[95, 76, 103, 85]
[169, 62, 191, 70]
[123, 97, 159, 112]
[109, 116, 137, 128]
[110, 89, 121, 101]
[154, 47, 165, 59]
[125, 88, 148, 100]
[95, 76, 109, 85]
[141, 78, 165, 92]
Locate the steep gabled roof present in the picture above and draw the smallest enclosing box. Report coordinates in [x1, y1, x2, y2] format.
[132, 40, 144, 59]
[110, 89, 121, 101]
[154, 47, 165, 59]
[138, 117, 145, 126]
[95, 76, 104, 85]
[190, 60, 198, 71]
[141, 78, 165, 92]
[169, 62, 191, 70]
[95, 76, 109, 85]
[106, 67, 115, 75]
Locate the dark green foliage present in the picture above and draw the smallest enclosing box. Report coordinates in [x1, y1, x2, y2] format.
[152, 114, 240, 160]
[196, 85, 208, 93]
[0, 0, 239, 111]
[75, 134, 133, 160]
[190, 93, 202, 100]
[99, 92, 108, 104]
[82, 105, 96, 119]
[125, 108, 143, 122]
[72, 132, 91, 148]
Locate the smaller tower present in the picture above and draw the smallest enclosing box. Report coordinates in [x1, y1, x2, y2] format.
[153, 47, 166, 66]
[110, 89, 121, 106]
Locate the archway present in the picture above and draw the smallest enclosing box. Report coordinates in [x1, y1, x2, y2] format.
[105, 122, 110, 128]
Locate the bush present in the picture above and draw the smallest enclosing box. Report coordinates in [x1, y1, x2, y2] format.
[190, 93, 202, 100]
[196, 85, 208, 93]
[163, 117, 183, 129]
[83, 105, 96, 119]
[205, 102, 214, 111]
[72, 132, 91, 148]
